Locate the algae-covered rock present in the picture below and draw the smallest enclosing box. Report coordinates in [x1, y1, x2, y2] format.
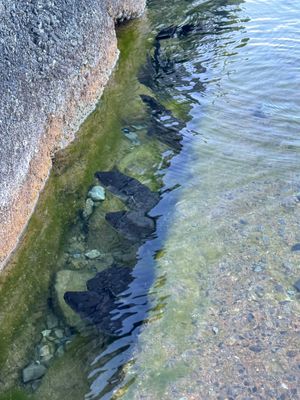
[54, 270, 95, 327]
[118, 143, 164, 191]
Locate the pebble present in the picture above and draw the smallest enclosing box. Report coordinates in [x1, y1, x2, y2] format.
[124, 131, 140, 144]
[41, 329, 51, 337]
[54, 328, 64, 339]
[23, 363, 47, 383]
[39, 344, 51, 357]
[249, 345, 263, 353]
[88, 185, 105, 201]
[56, 345, 65, 358]
[85, 249, 101, 259]
[293, 279, 300, 292]
[83, 198, 94, 219]
[247, 313, 255, 323]
[72, 253, 82, 259]
[291, 243, 300, 252]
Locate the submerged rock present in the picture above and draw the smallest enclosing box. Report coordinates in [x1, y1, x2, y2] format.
[118, 143, 163, 191]
[83, 198, 94, 219]
[54, 269, 95, 327]
[85, 249, 101, 260]
[293, 279, 300, 292]
[46, 314, 58, 330]
[96, 170, 160, 212]
[106, 210, 156, 242]
[23, 363, 47, 383]
[88, 185, 105, 201]
[291, 243, 300, 252]
[64, 264, 134, 335]
[64, 172, 159, 335]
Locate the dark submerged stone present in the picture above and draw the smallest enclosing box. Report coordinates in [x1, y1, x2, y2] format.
[64, 265, 134, 335]
[291, 243, 300, 252]
[86, 265, 133, 296]
[294, 279, 300, 292]
[95, 170, 160, 212]
[106, 210, 156, 242]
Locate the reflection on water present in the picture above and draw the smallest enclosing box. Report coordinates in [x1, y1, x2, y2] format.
[86, 0, 300, 399]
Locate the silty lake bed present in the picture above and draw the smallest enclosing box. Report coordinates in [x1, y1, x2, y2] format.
[1, 0, 300, 399]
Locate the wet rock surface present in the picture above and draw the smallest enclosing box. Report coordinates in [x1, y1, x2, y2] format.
[63, 171, 159, 335]
[23, 364, 47, 384]
[64, 265, 134, 335]
[96, 170, 160, 212]
[105, 210, 156, 242]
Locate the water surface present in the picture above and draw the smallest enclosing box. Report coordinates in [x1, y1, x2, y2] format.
[1, 0, 300, 399]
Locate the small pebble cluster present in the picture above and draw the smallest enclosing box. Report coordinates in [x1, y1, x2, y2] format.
[22, 313, 74, 389]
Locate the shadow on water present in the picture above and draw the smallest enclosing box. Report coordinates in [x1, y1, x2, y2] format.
[79, 1, 246, 398]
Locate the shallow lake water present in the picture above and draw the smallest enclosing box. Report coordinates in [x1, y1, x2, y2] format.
[1, 0, 300, 399]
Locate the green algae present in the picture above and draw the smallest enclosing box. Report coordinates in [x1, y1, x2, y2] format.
[0, 17, 153, 395]
[0, 390, 32, 400]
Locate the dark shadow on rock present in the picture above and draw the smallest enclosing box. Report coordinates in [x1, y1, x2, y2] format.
[64, 172, 160, 336]
[106, 210, 156, 242]
[64, 265, 134, 336]
[96, 170, 160, 212]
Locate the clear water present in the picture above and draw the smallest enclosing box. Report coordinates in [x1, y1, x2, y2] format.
[1, 0, 300, 399]
[88, 1, 300, 398]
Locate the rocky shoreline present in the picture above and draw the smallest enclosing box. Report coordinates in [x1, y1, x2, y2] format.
[0, 0, 146, 270]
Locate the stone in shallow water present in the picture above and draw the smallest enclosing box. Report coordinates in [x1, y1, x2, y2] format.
[64, 265, 134, 335]
[85, 249, 101, 259]
[118, 142, 163, 191]
[291, 243, 300, 252]
[293, 279, 300, 292]
[41, 329, 51, 337]
[83, 198, 94, 219]
[96, 170, 160, 212]
[88, 185, 105, 201]
[39, 343, 55, 360]
[54, 328, 64, 339]
[124, 131, 140, 145]
[46, 314, 58, 330]
[105, 210, 156, 242]
[23, 363, 47, 383]
[54, 269, 95, 327]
